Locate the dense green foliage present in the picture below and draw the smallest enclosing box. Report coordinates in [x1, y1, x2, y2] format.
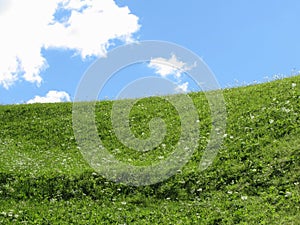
[0, 76, 299, 224]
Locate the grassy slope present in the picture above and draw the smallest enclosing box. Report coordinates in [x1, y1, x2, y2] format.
[0, 76, 299, 224]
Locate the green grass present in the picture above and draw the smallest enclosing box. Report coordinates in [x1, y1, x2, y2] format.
[0, 76, 299, 224]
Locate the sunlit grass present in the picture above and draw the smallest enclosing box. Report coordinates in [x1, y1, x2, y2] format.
[0, 75, 299, 224]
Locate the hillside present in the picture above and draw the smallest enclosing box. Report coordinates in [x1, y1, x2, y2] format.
[0, 76, 299, 224]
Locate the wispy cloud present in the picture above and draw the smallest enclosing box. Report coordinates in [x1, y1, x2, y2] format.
[27, 90, 71, 104]
[175, 82, 189, 93]
[148, 54, 195, 78]
[0, 0, 140, 89]
[148, 54, 195, 93]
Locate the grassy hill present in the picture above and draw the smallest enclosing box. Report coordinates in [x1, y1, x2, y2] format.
[0, 76, 299, 224]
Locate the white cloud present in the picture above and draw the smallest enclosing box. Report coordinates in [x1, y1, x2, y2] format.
[175, 82, 189, 93]
[27, 90, 71, 104]
[148, 54, 194, 93]
[0, 0, 140, 89]
[148, 54, 195, 78]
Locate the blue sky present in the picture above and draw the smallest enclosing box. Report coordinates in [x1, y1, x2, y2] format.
[0, 0, 299, 104]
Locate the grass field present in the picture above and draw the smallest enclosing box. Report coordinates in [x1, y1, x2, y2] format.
[0, 76, 299, 224]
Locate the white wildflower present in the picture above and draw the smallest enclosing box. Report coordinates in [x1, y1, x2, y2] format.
[292, 83, 297, 88]
[241, 196, 248, 200]
[285, 192, 292, 197]
[281, 107, 291, 113]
